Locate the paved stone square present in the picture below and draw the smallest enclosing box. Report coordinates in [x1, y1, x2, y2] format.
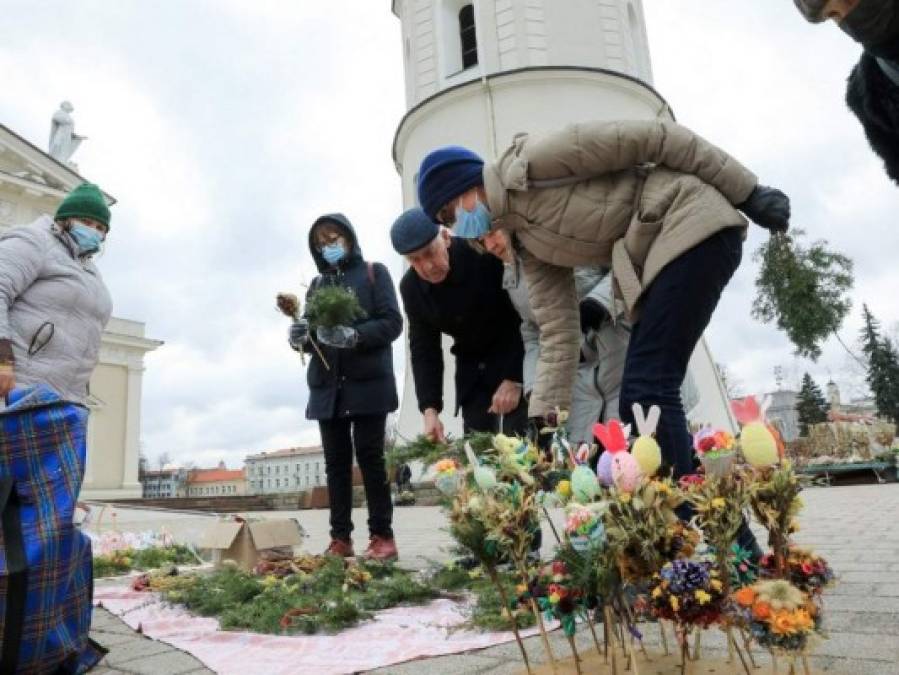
[90, 483, 899, 674]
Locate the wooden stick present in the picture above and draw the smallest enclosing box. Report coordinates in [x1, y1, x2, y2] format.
[488, 569, 532, 673]
[309, 338, 331, 370]
[801, 654, 812, 675]
[542, 504, 562, 544]
[739, 628, 759, 669]
[727, 628, 752, 675]
[587, 613, 603, 656]
[529, 597, 557, 672]
[603, 605, 610, 664]
[566, 633, 583, 674]
[691, 630, 702, 661]
[605, 605, 619, 675]
[680, 633, 688, 675]
[659, 620, 670, 656]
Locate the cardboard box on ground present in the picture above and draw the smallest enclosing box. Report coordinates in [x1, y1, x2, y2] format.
[199, 517, 304, 571]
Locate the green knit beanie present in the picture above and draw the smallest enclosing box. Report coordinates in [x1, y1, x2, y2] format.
[55, 183, 111, 228]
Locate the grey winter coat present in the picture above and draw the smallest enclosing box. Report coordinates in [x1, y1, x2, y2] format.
[503, 258, 629, 442]
[0, 216, 112, 403]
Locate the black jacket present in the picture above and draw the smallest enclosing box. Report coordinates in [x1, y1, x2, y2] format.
[303, 214, 402, 420]
[847, 51, 899, 184]
[399, 238, 524, 415]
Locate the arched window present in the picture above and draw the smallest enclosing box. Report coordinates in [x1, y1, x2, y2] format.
[459, 5, 478, 69]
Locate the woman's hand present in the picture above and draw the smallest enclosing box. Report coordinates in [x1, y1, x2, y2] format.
[423, 408, 446, 443]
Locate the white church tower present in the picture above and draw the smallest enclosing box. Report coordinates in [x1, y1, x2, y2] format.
[391, 0, 735, 437]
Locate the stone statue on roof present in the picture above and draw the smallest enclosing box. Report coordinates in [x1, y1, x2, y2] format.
[48, 101, 85, 165]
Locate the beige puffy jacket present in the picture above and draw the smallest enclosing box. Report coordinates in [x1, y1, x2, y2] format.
[482, 119, 758, 417]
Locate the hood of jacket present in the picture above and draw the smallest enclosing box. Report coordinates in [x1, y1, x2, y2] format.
[308, 213, 363, 273]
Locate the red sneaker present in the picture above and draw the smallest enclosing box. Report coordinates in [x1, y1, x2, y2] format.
[363, 535, 398, 562]
[324, 538, 355, 558]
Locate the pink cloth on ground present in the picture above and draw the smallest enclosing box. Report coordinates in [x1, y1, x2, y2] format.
[94, 586, 558, 674]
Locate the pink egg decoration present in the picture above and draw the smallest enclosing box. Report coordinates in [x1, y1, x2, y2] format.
[596, 451, 615, 487]
[611, 451, 642, 493]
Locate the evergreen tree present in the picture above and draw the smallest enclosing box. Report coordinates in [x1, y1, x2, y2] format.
[795, 373, 829, 436]
[859, 305, 899, 424]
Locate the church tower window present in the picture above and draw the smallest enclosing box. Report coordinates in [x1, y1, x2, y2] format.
[459, 5, 478, 69]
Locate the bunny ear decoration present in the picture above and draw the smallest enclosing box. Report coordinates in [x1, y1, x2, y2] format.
[730, 396, 762, 425]
[631, 403, 661, 436]
[593, 419, 629, 453]
[464, 441, 480, 468]
[759, 395, 772, 421]
[576, 443, 590, 464]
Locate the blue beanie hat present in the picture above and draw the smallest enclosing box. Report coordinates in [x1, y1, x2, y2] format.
[390, 207, 440, 255]
[417, 146, 485, 222]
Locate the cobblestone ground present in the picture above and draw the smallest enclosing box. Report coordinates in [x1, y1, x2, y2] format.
[90, 483, 899, 674]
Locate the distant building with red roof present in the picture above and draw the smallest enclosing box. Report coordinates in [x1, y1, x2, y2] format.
[186, 461, 247, 497]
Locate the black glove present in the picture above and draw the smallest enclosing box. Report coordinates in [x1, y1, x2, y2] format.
[579, 298, 610, 332]
[737, 185, 790, 233]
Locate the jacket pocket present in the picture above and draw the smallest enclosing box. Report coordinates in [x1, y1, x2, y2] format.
[623, 217, 663, 267]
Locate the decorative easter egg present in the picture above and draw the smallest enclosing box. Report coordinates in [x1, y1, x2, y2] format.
[631, 436, 662, 476]
[740, 422, 779, 467]
[493, 433, 519, 455]
[612, 452, 643, 493]
[596, 451, 615, 487]
[435, 472, 461, 496]
[571, 465, 599, 503]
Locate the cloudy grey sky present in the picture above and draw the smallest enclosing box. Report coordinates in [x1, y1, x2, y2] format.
[3, 1, 896, 468]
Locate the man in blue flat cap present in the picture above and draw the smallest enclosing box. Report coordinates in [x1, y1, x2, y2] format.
[390, 207, 527, 441]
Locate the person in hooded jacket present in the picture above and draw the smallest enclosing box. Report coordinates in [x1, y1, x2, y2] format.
[288, 214, 403, 562]
[794, 0, 899, 184]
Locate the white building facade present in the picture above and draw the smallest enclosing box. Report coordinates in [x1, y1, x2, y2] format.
[244, 446, 327, 495]
[390, 0, 736, 438]
[0, 124, 162, 499]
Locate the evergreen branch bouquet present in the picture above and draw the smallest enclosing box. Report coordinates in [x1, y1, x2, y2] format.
[93, 544, 198, 578]
[305, 285, 366, 330]
[385, 434, 459, 475]
[731, 580, 820, 654]
[753, 230, 853, 360]
[530, 560, 582, 637]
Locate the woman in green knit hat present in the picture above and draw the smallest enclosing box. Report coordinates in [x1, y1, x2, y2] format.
[0, 181, 112, 671]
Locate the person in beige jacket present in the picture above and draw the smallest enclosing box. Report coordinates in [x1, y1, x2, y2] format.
[414, 120, 790, 487]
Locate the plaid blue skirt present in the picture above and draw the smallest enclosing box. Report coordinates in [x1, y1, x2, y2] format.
[0, 386, 106, 673]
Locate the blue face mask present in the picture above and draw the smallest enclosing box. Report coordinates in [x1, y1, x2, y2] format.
[453, 200, 492, 239]
[69, 221, 104, 255]
[321, 242, 346, 266]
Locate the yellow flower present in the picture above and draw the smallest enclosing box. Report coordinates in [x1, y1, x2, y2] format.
[515, 583, 528, 595]
[695, 590, 712, 605]
[669, 595, 680, 612]
[652, 481, 670, 494]
[711, 497, 726, 509]
[652, 586, 663, 599]
[549, 592, 561, 604]
[468, 567, 484, 579]
[710, 579, 722, 592]
[556, 480, 572, 498]
[619, 493, 632, 504]
[794, 609, 814, 631]
[771, 611, 798, 636]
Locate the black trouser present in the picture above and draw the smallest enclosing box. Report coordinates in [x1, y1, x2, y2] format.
[319, 414, 393, 542]
[461, 388, 528, 435]
[618, 227, 760, 555]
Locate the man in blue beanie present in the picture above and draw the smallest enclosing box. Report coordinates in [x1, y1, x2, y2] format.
[390, 207, 527, 440]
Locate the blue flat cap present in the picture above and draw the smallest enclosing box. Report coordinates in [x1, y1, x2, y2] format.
[390, 207, 440, 255]
[417, 145, 484, 221]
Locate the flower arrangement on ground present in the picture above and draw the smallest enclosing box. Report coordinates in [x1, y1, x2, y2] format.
[732, 580, 820, 654]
